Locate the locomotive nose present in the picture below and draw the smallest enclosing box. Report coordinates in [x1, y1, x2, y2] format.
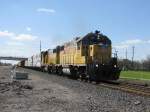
[90, 44, 111, 64]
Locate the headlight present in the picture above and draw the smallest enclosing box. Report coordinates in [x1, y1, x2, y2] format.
[96, 64, 98, 67]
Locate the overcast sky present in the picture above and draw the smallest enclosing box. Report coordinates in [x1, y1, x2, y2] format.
[0, 0, 150, 61]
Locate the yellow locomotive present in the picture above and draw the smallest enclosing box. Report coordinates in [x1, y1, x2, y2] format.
[41, 31, 121, 81]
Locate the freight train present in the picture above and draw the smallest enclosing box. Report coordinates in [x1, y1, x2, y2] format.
[18, 31, 121, 82]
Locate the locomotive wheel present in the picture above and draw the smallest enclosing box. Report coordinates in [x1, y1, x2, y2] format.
[80, 74, 86, 81]
[88, 77, 93, 83]
[70, 71, 78, 79]
[58, 68, 63, 76]
[42, 67, 46, 72]
[48, 67, 52, 74]
[72, 74, 78, 80]
[44, 66, 48, 72]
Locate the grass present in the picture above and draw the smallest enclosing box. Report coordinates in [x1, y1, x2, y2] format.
[120, 71, 150, 80]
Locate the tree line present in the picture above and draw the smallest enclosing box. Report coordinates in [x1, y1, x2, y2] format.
[118, 55, 150, 71]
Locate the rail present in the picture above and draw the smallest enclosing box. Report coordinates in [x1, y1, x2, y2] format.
[99, 82, 150, 97]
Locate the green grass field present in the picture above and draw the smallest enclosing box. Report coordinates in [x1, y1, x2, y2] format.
[120, 71, 150, 80]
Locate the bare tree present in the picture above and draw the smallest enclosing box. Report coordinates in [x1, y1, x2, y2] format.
[118, 55, 150, 71]
[142, 55, 150, 71]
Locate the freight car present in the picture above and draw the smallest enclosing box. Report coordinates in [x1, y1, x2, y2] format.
[40, 31, 121, 81]
[18, 53, 41, 70]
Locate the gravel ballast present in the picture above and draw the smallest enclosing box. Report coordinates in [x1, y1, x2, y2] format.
[0, 66, 150, 112]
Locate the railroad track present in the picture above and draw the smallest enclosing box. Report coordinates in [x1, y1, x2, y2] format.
[99, 82, 150, 97]
[76, 79, 150, 97]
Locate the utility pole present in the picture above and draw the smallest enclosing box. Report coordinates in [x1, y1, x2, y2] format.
[40, 40, 42, 66]
[40, 40, 41, 53]
[125, 48, 127, 60]
[116, 51, 118, 58]
[114, 49, 118, 58]
[125, 48, 128, 70]
[131, 46, 135, 69]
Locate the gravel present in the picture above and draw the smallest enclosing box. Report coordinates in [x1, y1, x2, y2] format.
[0, 66, 150, 112]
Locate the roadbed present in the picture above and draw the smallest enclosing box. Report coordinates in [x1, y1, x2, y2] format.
[0, 66, 150, 112]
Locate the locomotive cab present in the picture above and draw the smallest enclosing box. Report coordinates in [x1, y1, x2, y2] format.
[77, 31, 121, 81]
